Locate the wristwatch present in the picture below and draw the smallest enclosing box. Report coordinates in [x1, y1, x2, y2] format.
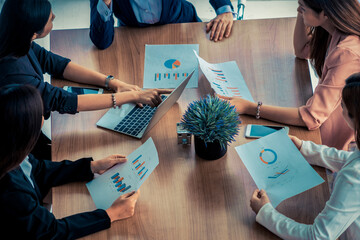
[105, 75, 114, 90]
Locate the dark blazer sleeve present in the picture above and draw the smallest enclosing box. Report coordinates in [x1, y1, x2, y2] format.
[31, 42, 71, 79]
[2, 191, 110, 239]
[209, 0, 234, 11]
[4, 74, 78, 118]
[28, 155, 94, 199]
[89, 0, 115, 49]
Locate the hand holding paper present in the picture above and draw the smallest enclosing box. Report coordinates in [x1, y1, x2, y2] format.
[235, 130, 324, 207]
[86, 138, 159, 209]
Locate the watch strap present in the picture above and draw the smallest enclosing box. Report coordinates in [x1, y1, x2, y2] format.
[105, 75, 114, 90]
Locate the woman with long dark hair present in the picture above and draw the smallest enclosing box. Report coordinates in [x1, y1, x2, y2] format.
[0, 0, 170, 159]
[250, 73, 360, 239]
[0, 84, 140, 239]
[221, 0, 360, 150]
[0, 0, 169, 116]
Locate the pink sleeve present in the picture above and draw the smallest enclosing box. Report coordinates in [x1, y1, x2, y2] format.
[299, 49, 360, 130]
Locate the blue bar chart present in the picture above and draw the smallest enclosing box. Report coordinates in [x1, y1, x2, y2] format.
[111, 172, 131, 192]
[132, 154, 149, 180]
[154, 72, 189, 81]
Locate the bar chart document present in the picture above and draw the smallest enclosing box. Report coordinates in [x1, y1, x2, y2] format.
[143, 44, 199, 88]
[194, 51, 254, 101]
[235, 130, 324, 207]
[86, 138, 159, 209]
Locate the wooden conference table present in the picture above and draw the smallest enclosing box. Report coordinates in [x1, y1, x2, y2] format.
[51, 18, 330, 240]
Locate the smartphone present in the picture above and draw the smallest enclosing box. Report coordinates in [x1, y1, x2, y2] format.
[63, 86, 104, 95]
[245, 124, 289, 138]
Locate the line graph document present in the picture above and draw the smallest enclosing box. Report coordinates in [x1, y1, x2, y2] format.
[86, 138, 159, 209]
[235, 130, 324, 207]
[194, 51, 254, 101]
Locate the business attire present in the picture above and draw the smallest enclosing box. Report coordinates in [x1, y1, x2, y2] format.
[256, 141, 360, 240]
[0, 42, 78, 160]
[0, 154, 110, 239]
[0, 42, 77, 120]
[298, 29, 360, 150]
[90, 0, 234, 49]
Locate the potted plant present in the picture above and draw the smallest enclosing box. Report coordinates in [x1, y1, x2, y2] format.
[181, 95, 241, 160]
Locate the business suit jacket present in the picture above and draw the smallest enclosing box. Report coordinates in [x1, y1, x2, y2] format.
[90, 0, 233, 49]
[0, 42, 78, 119]
[0, 155, 110, 240]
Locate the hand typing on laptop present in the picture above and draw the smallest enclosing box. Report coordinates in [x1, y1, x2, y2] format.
[134, 89, 172, 108]
[97, 70, 194, 138]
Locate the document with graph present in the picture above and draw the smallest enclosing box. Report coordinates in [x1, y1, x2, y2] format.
[235, 130, 324, 207]
[86, 138, 159, 209]
[194, 51, 254, 101]
[143, 44, 199, 88]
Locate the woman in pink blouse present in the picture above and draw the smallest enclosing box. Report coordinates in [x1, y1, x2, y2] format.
[221, 0, 360, 150]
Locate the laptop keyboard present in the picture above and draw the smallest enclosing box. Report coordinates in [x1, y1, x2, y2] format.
[113, 95, 167, 137]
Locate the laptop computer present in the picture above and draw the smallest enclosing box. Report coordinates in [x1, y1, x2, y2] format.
[96, 70, 195, 139]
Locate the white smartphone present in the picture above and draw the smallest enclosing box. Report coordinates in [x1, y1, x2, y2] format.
[245, 124, 289, 138]
[63, 86, 104, 95]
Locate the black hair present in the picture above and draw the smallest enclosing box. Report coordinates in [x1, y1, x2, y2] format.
[0, 0, 51, 58]
[0, 84, 43, 179]
[342, 73, 360, 148]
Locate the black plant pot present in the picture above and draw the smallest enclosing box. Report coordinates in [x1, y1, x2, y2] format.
[194, 136, 227, 160]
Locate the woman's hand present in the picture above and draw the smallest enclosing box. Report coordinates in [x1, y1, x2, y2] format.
[134, 89, 172, 108]
[106, 191, 140, 222]
[111, 79, 141, 93]
[91, 154, 127, 175]
[250, 189, 270, 214]
[289, 135, 303, 150]
[218, 95, 256, 115]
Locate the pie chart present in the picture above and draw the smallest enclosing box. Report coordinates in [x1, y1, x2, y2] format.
[164, 59, 181, 69]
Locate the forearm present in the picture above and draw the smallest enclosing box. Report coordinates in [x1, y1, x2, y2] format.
[245, 102, 306, 127]
[293, 13, 311, 59]
[77, 91, 137, 111]
[256, 203, 315, 240]
[63, 62, 108, 88]
[300, 141, 349, 171]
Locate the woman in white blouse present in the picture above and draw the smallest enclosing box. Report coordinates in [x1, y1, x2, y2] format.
[250, 72, 360, 239]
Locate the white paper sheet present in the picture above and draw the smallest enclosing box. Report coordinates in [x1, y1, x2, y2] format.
[86, 138, 159, 209]
[235, 130, 324, 207]
[194, 51, 254, 101]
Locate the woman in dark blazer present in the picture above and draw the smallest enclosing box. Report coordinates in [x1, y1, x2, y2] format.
[0, 0, 170, 117]
[0, 84, 140, 239]
[0, 0, 171, 159]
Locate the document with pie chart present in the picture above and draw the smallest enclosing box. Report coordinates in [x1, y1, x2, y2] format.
[143, 44, 199, 88]
[235, 130, 324, 207]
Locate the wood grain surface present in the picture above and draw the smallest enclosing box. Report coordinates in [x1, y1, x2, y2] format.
[50, 18, 329, 240]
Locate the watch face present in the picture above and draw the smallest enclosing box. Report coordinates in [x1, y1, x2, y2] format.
[105, 75, 114, 88]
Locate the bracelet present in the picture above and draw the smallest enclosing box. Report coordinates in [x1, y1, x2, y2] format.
[256, 101, 262, 119]
[111, 93, 117, 109]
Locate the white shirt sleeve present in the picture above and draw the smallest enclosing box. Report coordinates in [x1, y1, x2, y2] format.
[256, 160, 360, 240]
[300, 141, 352, 172]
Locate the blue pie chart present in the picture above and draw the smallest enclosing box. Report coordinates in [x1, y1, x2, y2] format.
[164, 59, 181, 69]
